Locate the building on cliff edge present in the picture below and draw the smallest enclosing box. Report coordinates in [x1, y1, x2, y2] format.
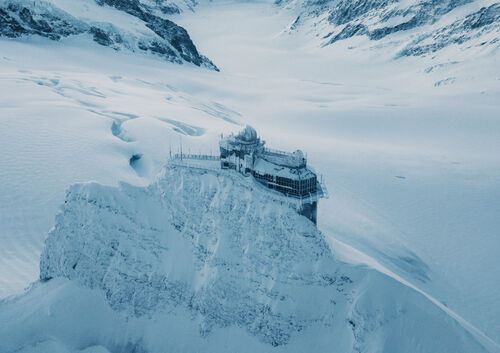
[219, 126, 327, 224]
[169, 126, 327, 224]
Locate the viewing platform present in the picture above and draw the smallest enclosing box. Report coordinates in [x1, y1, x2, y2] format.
[168, 126, 328, 224]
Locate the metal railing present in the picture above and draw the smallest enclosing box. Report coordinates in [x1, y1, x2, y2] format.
[168, 152, 329, 200]
[263, 147, 296, 157]
[172, 153, 220, 161]
[168, 160, 221, 173]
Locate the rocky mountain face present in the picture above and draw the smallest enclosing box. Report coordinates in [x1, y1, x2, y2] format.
[0, 0, 217, 70]
[100, 0, 198, 16]
[279, 0, 499, 57]
[3, 0, 495, 67]
[31, 166, 492, 353]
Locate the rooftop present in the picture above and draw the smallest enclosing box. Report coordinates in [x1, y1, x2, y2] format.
[253, 157, 315, 180]
[261, 148, 306, 169]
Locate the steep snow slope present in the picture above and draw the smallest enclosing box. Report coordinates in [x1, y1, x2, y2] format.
[0, 0, 216, 69]
[0, 0, 499, 348]
[0, 166, 494, 353]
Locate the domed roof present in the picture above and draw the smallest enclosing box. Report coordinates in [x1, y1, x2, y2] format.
[237, 125, 258, 142]
[293, 150, 304, 160]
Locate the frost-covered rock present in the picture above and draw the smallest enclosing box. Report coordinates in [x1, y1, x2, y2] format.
[0, 0, 217, 70]
[40, 166, 338, 345]
[8, 166, 488, 352]
[0, 1, 87, 40]
[398, 3, 500, 57]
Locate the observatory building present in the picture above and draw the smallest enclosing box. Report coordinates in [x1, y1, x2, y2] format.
[219, 126, 326, 224]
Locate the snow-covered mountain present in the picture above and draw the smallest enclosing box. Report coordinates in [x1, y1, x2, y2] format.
[0, 0, 499, 352]
[2, 0, 497, 68]
[280, 0, 499, 58]
[0, 165, 494, 353]
[0, 0, 217, 69]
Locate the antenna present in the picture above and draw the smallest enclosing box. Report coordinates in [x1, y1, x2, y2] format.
[180, 136, 183, 161]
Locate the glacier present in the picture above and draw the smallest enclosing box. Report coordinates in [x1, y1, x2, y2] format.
[0, 165, 495, 352]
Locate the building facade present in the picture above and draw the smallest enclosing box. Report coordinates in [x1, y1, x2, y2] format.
[220, 126, 325, 224]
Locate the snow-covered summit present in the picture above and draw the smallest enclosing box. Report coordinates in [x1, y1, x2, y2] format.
[0, 165, 491, 352]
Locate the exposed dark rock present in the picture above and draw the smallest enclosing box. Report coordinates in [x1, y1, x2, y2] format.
[95, 0, 145, 19]
[398, 3, 500, 57]
[0, 3, 86, 40]
[90, 26, 114, 46]
[327, 0, 396, 26]
[147, 40, 180, 61]
[158, 4, 181, 15]
[0, 8, 28, 38]
[326, 23, 367, 45]
[95, 0, 217, 69]
[369, 15, 421, 40]
[462, 3, 500, 30]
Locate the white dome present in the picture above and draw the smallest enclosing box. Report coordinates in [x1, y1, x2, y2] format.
[237, 125, 258, 142]
[293, 150, 304, 160]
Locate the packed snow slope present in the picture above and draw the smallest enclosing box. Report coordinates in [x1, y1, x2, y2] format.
[0, 166, 494, 353]
[0, 0, 499, 348]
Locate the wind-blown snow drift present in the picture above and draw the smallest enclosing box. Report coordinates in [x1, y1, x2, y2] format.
[0, 165, 493, 353]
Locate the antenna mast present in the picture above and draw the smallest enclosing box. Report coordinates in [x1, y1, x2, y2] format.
[180, 136, 183, 161]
